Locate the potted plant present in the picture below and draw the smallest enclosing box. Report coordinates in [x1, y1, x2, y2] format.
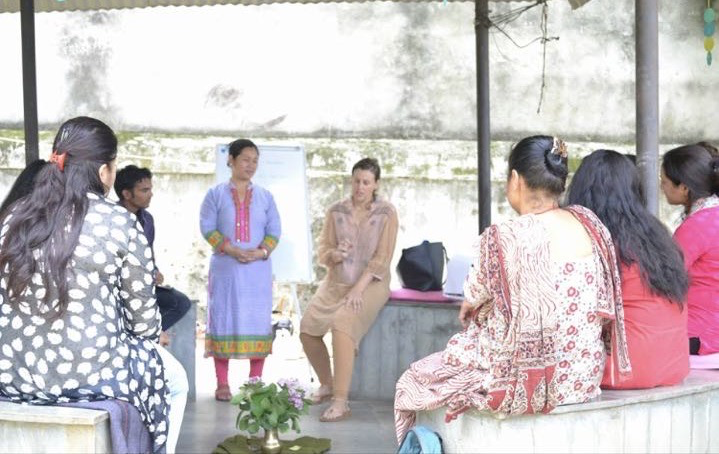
[231, 377, 313, 454]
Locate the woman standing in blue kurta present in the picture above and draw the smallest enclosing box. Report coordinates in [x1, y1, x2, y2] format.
[200, 139, 281, 401]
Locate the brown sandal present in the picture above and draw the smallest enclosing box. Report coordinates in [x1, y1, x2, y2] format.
[319, 399, 351, 422]
[215, 384, 232, 402]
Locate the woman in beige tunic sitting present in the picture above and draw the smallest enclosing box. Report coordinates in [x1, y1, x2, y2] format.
[300, 157, 399, 422]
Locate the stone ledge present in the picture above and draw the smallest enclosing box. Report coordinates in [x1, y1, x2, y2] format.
[0, 401, 109, 425]
[552, 369, 719, 413]
[416, 370, 719, 453]
[351, 299, 461, 400]
[0, 401, 111, 453]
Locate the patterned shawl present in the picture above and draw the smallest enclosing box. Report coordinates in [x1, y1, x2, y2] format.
[447, 205, 630, 418]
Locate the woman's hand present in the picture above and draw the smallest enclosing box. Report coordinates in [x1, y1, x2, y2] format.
[236, 248, 265, 263]
[331, 239, 353, 263]
[458, 301, 476, 329]
[225, 245, 263, 263]
[344, 289, 364, 314]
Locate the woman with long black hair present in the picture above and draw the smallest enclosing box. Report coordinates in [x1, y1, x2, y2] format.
[661, 143, 719, 356]
[567, 149, 689, 388]
[0, 159, 47, 218]
[0, 117, 187, 453]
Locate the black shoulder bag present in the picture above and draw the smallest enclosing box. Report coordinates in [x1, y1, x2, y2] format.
[396, 240, 447, 291]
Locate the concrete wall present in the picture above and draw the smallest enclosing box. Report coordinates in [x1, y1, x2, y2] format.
[0, 1, 715, 142]
[0, 133, 687, 315]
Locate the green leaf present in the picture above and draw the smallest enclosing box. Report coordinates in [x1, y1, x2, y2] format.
[278, 422, 290, 433]
[248, 421, 260, 434]
[268, 411, 279, 427]
[238, 417, 249, 431]
[250, 394, 265, 408]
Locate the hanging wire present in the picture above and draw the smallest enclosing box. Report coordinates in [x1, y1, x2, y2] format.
[536, 2, 551, 113]
[476, 0, 559, 113]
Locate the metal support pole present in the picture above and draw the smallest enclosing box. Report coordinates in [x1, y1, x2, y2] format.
[635, 0, 659, 214]
[21, 0, 39, 165]
[476, 0, 491, 233]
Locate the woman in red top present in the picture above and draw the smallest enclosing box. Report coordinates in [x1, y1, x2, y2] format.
[567, 150, 689, 388]
[661, 144, 719, 355]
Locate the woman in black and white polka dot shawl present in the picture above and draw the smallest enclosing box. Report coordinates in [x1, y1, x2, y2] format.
[0, 117, 170, 453]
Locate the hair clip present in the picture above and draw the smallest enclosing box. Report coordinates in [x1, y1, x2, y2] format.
[49, 150, 66, 171]
[550, 137, 568, 159]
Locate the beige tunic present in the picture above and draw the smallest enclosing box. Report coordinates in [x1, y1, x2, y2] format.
[300, 197, 399, 347]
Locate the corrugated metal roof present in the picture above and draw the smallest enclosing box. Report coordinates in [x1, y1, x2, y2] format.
[0, 0, 591, 14]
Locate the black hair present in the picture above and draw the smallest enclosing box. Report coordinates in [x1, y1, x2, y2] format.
[351, 157, 381, 181]
[228, 139, 259, 158]
[114, 165, 153, 201]
[0, 116, 118, 319]
[662, 144, 719, 205]
[0, 159, 48, 217]
[623, 153, 637, 165]
[567, 149, 688, 305]
[696, 141, 718, 157]
[507, 135, 568, 196]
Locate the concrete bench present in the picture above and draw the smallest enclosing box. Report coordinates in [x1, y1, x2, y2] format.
[0, 401, 111, 453]
[350, 298, 461, 400]
[416, 369, 719, 453]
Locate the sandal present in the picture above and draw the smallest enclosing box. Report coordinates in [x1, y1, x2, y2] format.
[319, 399, 351, 422]
[310, 386, 333, 404]
[215, 384, 232, 402]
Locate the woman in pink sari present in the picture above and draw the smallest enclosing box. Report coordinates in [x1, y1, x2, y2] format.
[394, 136, 631, 442]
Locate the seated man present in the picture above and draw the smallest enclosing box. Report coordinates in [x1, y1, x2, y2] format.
[114, 165, 192, 344]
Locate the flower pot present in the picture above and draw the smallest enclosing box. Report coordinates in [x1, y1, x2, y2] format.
[261, 427, 282, 454]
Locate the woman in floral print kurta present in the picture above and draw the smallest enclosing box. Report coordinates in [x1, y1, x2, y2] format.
[394, 136, 630, 443]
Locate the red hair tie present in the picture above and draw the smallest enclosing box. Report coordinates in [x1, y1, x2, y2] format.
[49, 151, 66, 171]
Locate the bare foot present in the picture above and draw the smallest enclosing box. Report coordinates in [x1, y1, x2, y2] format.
[310, 385, 333, 404]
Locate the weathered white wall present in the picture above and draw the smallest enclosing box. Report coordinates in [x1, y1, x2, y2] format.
[0, 0, 715, 142]
[0, 134, 685, 310]
[0, 0, 708, 314]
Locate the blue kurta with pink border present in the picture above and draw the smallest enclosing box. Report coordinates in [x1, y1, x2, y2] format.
[199, 181, 281, 359]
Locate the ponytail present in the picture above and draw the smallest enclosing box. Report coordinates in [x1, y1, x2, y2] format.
[0, 117, 117, 319]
